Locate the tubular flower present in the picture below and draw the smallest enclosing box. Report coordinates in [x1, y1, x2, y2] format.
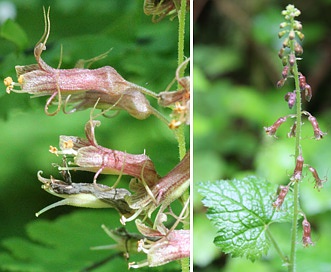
[122, 152, 190, 223]
[4, 8, 158, 119]
[36, 171, 133, 217]
[129, 220, 190, 268]
[50, 119, 160, 187]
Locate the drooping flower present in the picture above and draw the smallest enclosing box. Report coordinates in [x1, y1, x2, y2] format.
[50, 119, 160, 187]
[302, 216, 314, 247]
[4, 7, 161, 120]
[128, 219, 190, 268]
[264, 116, 287, 136]
[272, 185, 289, 209]
[291, 153, 304, 182]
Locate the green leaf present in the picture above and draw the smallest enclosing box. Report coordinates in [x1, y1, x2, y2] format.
[198, 176, 293, 261]
[0, 19, 28, 50]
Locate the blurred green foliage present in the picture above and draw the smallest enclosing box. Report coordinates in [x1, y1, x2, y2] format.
[0, 0, 189, 271]
[194, 0, 331, 271]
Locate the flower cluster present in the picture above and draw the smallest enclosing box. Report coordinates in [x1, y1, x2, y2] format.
[265, 4, 327, 248]
[3, 7, 190, 269]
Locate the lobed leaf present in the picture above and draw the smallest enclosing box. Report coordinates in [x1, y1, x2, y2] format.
[199, 176, 293, 261]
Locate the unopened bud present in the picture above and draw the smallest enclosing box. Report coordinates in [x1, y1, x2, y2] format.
[296, 31, 304, 41]
[294, 41, 303, 55]
[294, 20, 302, 31]
[278, 48, 285, 59]
[289, 30, 295, 40]
[305, 84, 312, 102]
[282, 66, 289, 79]
[282, 56, 288, 66]
[277, 78, 285, 88]
[284, 91, 296, 109]
[289, 53, 296, 66]
[279, 22, 288, 28]
[278, 30, 287, 39]
[282, 37, 290, 48]
[298, 73, 306, 90]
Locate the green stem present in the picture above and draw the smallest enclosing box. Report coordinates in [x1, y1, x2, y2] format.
[175, 0, 187, 161]
[177, 2, 189, 272]
[177, 0, 187, 80]
[288, 17, 302, 272]
[266, 228, 288, 264]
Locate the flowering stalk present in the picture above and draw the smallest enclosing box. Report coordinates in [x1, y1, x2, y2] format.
[267, 5, 327, 271]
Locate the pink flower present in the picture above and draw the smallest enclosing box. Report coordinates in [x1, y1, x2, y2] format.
[51, 119, 160, 187]
[129, 220, 190, 268]
[4, 8, 157, 119]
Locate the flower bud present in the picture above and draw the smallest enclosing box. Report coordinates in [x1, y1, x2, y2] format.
[294, 41, 303, 55]
[289, 53, 296, 66]
[278, 48, 285, 59]
[282, 37, 290, 48]
[296, 31, 304, 41]
[279, 22, 288, 28]
[298, 73, 306, 90]
[278, 30, 287, 39]
[277, 78, 285, 88]
[289, 30, 295, 40]
[282, 56, 288, 66]
[282, 66, 289, 79]
[294, 20, 302, 31]
[284, 91, 296, 109]
[304, 84, 312, 102]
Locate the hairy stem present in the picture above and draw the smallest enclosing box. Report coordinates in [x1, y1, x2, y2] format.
[176, 0, 188, 161]
[177, 1, 189, 272]
[288, 17, 302, 272]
